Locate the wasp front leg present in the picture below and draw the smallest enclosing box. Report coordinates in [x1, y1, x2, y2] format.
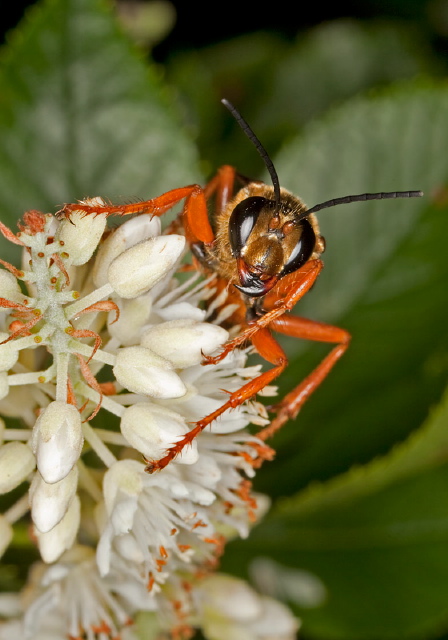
[58, 186, 215, 245]
[57, 165, 239, 247]
[202, 259, 324, 365]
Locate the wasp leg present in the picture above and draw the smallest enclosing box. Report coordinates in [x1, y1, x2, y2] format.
[202, 259, 324, 366]
[145, 327, 287, 473]
[58, 166, 238, 245]
[256, 315, 351, 441]
[204, 165, 237, 214]
[57, 185, 215, 245]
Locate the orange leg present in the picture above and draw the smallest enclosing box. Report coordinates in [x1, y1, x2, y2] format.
[202, 259, 324, 366]
[145, 327, 287, 473]
[144, 270, 349, 472]
[58, 166, 238, 246]
[58, 186, 215, 245]
[256, 315, 350, 441]
[204, 165, 237, 214]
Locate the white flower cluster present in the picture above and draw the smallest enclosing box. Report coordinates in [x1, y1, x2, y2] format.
[0, 206, 296, 639]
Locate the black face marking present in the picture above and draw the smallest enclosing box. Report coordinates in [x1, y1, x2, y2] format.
[280, 218, 315, 277]
[229, 197, 270, 256]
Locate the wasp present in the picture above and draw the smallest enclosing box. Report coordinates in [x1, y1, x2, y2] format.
[58, 99, 423, 472]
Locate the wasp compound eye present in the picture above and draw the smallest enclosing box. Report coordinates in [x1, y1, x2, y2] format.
[229, 196, 270, 256]
[280, 219, 316, 278]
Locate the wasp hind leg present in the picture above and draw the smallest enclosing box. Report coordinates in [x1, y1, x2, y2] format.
[145, 327, 288, 473]
[256, 315, 351, 441]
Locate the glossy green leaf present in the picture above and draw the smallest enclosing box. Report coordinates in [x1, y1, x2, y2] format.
[166, 20, 438, 174]
[253, 83, 448, 497]
[256, 20, 441, 151]
[224, 386, 448, 639]
[0, 0, 199, 260]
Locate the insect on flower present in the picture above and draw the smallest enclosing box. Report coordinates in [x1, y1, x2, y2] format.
[58, 99, 423, 472]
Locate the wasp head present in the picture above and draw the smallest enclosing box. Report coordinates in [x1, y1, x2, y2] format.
[229, 195, 316, 297]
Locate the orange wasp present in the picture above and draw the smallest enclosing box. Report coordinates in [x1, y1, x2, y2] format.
[58, 99, 422, 472]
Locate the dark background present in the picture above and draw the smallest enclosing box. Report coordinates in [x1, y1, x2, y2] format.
[3, 0, 446, 62]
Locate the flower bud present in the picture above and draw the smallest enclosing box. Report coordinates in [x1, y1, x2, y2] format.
[93, 215, 161, 288]
[108, 234, 185, 298]
[201, 574, 261, 619]
[114, 532, 144, 564]
[103, 459, 143, 516]
[120, 403, 198, 464]
[157, 301, 206, 322]
[0, 372, 9, 401]
[0, 442, 35, 494]
[141, 319, 228, 368]
[0, 333, 19, 371]
[113, 346, 186, 398]
[96, 460, 145, 576]
[0, 515, 13, 559]
[36, 494, 81, 563]
[197, 574, 299, 640]
[182, 395, 248, 433]
[56, 199, 107, 265]
[0, 269, 25, 304]
[31, 401, 83, 484]
[30, 466, 78, 533]
[107, 295, 152, 346]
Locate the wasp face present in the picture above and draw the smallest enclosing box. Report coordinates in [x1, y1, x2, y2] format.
[229, 196, 316, 297]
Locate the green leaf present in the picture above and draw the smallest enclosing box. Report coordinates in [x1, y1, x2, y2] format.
[166, 30, 288, 175]
[166, 20, 439, 174]
[222, 81, 448, 638]
[253, 83, 448, 496]
[255, 20, 441, 152]
[225, 386, 448, 639]
[0, 0, 199, 260]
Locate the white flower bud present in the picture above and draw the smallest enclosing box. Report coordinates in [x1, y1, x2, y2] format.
[203, 574, 262, 620]
[0, 372, 9, 401]
[108, 234, 185, 298]
[93, 215, 161, 288]
[114, 532, 145, 563]
[157, 301, 206, 322]
[247, 597, 300, 639]
[0, 269, 24, 304]
[56, 200, 107, 266]
[141, 319, 228, 368]
[182, 395, 248, 433]
[102, 460, 142, 525]
[0, 333, 19, 371]
[0, 385, 35, 422]
[113, 346, 186, 398]
[31, 401, 83, 484]
[96, 460, 145, 576]
[0, 515, 13, 558]
[187, 453, 222, 488]
[185, 484, 216, 506]
[36, 494, 80, 563]
[30, 466, 78, 533]
[107, 295, 152, 346]
[0, 442, 35, 494]
[120, 403, 198, 464]
[198, 575, 299, 640]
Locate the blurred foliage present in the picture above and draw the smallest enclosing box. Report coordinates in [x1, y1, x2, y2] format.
[2, 0, 448, 639]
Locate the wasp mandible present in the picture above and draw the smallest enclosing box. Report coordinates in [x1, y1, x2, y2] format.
[58, 99, 423, 472]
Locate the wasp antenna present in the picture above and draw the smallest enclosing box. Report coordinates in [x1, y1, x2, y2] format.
[221, 98, 281, 214]
[301, 190, 424, 220]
